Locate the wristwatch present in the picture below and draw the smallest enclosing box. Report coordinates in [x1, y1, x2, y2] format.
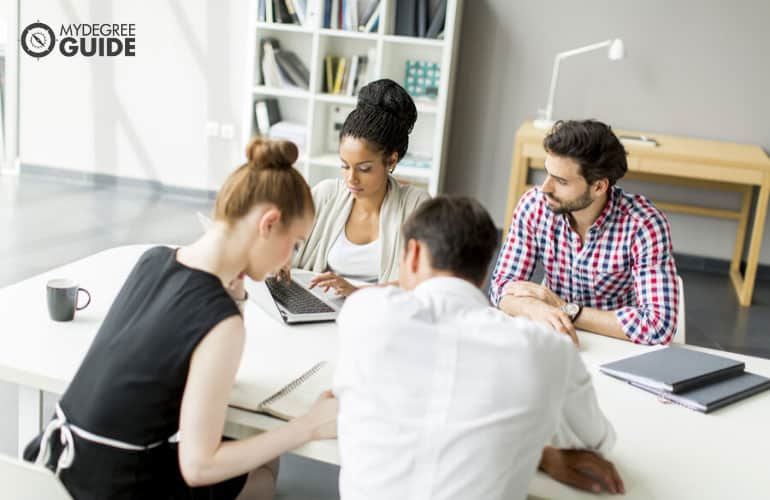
[561, 302, 582, 322]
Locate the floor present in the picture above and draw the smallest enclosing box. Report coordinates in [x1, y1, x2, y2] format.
[2, 173, 769, 498]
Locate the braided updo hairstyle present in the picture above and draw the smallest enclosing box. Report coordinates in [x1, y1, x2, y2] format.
[340, 78, 418, 168]
[214, 137, 314, 225]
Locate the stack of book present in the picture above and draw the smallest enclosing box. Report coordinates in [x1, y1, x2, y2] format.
[260, 38, 310, 90]
[322, 49, 375, 96]
[258, 0, 309, 25]
[323, 0, 381, 32]
[600, 346, 770, 413]
[394, 0, 446, 38]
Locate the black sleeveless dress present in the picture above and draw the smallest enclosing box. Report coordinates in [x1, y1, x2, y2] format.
[24, 246, 247, 499]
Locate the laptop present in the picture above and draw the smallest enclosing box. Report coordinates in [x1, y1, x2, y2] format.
[259, 271, 343, 324]
[196, 212, 343, 324]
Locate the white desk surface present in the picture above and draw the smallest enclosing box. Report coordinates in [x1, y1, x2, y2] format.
[1, 245, 769, 499]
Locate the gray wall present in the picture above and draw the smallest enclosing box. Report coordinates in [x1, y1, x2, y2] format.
[445, 0, 770, 262]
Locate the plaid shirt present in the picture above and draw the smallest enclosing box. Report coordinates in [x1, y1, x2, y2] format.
[490, 186, 678, 345]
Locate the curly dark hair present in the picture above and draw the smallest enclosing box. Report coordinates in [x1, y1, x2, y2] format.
[340, 78, 418, 162]
[543, 119, 628, 185]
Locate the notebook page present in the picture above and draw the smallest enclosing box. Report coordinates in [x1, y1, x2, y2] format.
[259, 362, 335, 420]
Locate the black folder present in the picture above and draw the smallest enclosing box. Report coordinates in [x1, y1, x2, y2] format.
[599, 346, 745, 393]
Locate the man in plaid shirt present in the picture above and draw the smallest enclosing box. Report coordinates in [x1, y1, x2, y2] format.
[490, 120, 678, 345]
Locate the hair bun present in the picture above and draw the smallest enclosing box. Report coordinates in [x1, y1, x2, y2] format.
[245, 137, 298, 170]
[357, 78, 417, 132]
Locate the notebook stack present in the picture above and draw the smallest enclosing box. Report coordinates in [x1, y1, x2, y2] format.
[599, 346, 770, 413]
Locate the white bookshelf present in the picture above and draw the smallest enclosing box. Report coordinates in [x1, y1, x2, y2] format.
[241, 0, 463, 195]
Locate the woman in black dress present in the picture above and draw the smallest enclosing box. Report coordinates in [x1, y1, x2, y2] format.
[25, 138, 337, 499]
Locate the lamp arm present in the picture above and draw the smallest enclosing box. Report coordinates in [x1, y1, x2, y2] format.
[543, 39, 613, 122]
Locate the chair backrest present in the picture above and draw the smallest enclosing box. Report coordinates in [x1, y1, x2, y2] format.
[0, 454, 72, 500]
[672, 275, 686, 344]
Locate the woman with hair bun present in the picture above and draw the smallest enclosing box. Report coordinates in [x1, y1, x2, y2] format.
[24, 137, 337, 500]
[292, 78, 430, 296]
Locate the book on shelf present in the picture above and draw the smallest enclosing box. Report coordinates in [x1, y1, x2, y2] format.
[322, 50, 373, 96]
[274, 50, 310, 89]
[260, 37, 310, 91]
[294, 0, 307, 25]
[283, 0, 302, 24]
[324, 56, 336, 93]
[258, 0, 305, 25]
[344, 0, 358, 31]
[417, 0, 428, 37]
[254, 98, 282, 136]
[358, 0, 380, 31]
[395, 0, 417, 36]
[396, 0, 446, 38]
[258, 0, 266, 22]
[273, 0, 291, 24]
[260, 38, 283, 87]
[346, 55, 360, 97]
[426, 0, 447, 39]
[330, 0, 339, 29]
[323, 0, 380, 31]
[332, 57, 347, 94]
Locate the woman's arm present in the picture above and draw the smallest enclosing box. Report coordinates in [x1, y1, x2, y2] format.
[178, 316, 337, 487]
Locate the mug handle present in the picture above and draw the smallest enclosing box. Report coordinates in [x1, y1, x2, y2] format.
[76, 288, 91, 310]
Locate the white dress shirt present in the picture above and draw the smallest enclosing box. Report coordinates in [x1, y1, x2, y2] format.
[334, 277, 615, 500]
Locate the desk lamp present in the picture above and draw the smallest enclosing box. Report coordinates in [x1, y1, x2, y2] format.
[534, 38, 625, 129]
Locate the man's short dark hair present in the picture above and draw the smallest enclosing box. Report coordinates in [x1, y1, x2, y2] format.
[401, 196, 498, 285]
[543, 119, 628, 185]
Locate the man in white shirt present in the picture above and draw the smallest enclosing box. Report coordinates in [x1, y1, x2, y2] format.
[334, 196, 624, 500]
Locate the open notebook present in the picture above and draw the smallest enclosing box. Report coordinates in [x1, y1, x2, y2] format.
[230, 361, 334, 421]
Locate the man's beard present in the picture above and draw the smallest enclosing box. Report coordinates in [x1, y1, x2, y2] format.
[546, 188, 593, 215]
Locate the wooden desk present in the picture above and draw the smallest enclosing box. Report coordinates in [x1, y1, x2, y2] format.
[505, 121, 770, 306]
[3, 245, 770, 498]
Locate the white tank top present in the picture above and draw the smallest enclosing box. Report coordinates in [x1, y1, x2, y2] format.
[327, 230, 381, 283]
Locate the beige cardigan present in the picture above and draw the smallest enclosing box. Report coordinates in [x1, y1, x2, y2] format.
[293, 176, 430, 282]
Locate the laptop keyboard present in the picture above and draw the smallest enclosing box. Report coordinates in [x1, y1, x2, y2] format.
[265, 278, 335, 314]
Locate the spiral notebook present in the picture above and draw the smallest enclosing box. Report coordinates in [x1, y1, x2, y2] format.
[230, 361, 333, 421]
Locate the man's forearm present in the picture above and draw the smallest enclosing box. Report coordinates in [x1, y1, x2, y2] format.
[498, 294, 531, 317]
[574, 307, 627, 340]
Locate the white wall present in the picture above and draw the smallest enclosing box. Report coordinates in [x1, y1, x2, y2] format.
[19, 0, 251, 190]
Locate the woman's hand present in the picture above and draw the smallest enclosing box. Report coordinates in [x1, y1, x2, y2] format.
[276, 263, 291, 283]
[300, 390, 338, 441]
[227, 272, 247, 301]
[308, 273, 358, 297]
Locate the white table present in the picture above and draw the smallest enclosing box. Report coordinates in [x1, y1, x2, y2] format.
[1, 245, 769, 499]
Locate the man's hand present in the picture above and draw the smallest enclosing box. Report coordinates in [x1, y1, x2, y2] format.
[539, 446, 624, 495]
[503, 281, 566, 308]
[499, 296, 578, 346]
